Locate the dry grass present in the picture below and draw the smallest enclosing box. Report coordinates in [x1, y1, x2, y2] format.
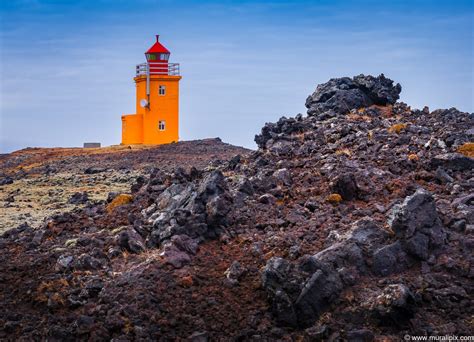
[347, 113, 372, 122]
[0, 172, 134, 234]
[106, 194, 133, 213]
[388, 123, 407, 134]
[457, 142, 474, 158]
[327, 193, 342, 204]
[336, 148, 352, 157]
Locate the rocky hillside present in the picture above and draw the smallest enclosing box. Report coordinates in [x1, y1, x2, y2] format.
[0, 139, 248, 233]
[0, 74, 473, 341]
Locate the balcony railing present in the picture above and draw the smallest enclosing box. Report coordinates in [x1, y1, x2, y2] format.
[136, 62, 180, 76]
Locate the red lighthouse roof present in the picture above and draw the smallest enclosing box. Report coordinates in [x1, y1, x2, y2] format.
[146, 35, 170, 54]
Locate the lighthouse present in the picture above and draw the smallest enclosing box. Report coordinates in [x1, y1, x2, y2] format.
[121, 35, 181, 145]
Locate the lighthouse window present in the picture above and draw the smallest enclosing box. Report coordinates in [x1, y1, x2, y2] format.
[147, 54, 157, 61]
[159, 85, 166, 95]
[160, 53, 169, 61]
[158, 120, 166, 131]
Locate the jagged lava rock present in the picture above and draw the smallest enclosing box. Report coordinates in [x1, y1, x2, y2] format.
[389, 188, 446, 258]
[305, 74, 401, 118]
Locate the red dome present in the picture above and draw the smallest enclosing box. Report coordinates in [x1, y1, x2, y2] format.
[146, 35, 170, 54]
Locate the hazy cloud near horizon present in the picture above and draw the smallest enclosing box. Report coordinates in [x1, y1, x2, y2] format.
[1, 0, 473, 153]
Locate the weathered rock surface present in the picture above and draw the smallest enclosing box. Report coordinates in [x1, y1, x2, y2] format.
[305, 74, 401, 118]
[261, 189, 447, 327]
[389, 188, 446, 259]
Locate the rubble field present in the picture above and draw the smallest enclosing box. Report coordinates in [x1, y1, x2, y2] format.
[0, 74, 473, 341]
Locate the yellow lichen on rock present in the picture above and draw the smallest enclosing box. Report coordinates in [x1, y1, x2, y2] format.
[457, 142, 474, 158]
[327, 193, 343, 204]
[388, 123, 407, 134]
[408, 154, 419, 161]
[106, 194, 133, 213]
[336, 148, 352, 156]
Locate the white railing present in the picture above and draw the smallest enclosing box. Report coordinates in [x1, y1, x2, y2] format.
[136, 62, 180, 76]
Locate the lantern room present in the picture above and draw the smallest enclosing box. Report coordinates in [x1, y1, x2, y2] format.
[145, 35, 171, 75]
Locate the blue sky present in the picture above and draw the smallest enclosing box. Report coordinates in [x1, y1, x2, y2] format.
[0, 0, 473, 152]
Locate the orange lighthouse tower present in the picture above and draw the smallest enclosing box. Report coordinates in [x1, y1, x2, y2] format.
[121, 35, 181, 145]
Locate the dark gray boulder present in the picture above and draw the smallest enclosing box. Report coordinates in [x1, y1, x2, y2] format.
[372, 241, 411, 276]
[273, 168, 292, 186]
[353, 74, 402, 104]
[254, 116, 305, 149]
[311, 241, 365, 274]
[84, 167, 107, 174]
[305, 74, 401, 118]
[75, 254, 105, 270]
[117, 228, 145, 254]
[261, 219, 387, 327]
[403, 232, 430, 260]
[294, 269, 343, 327]
[236, 178, 254, 195]
[388, 188, 446, 258]
[430, 153, 474, 171]
[0, 176, 13, 185]
[147, 170, 233, 246]
[347, 218, 389, 247]
[206, 194, 232, 226]
[170, 234, 199, 255]
[161, 244, 191, 268]
[69, 192, 89, 204]
[372, 189, 446, 275]
[261, 257, 298, 326]
[452, 194, 474, 208]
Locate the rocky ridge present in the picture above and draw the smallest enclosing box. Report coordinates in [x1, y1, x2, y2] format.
[0, 74, 473, 340]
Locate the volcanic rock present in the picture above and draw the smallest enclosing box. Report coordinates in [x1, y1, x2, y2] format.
[389, 188, 446, 258]
[330, 173, 359, 200]
[161, 243, 192, 268]
[69, 191, 89, 204]
[1, 75, 472, 340]
[261, 257, 299, 326]
[56, 255, 74, 271]
[430, 153, 474, 171]
[84, 167, 107, 174]
[117, 227, 145, 254]
[372, 241, 411, 276]
[224, 261, 246, 285]
[0, 176, 13, 185]
[294, 268, 343, 327]
[369, 284, 416, 326]
[305, 74, 401, 118]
